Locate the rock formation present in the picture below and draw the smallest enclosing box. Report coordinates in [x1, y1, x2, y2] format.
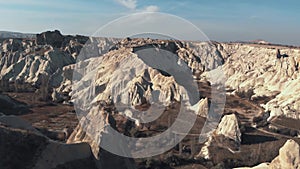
[0, 30, 118, 102]
[1, 31, 300, 168]
[67, 105, 136, 169]
[2, 32, 300, 120]
[0, 115, 96, 169]
[269, 139, 300, 169]
[203, 43, 300, 120]
[67, 37, 226, 166]
[235, 139, 300, 169]
[195, 98, 209, 117]
[36, 30, 65, 48]
[196, 114, 241, 160]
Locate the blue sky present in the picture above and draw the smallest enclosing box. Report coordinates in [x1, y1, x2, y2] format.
[0, 0, 299, 45]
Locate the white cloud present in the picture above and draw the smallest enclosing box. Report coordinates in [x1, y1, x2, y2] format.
[115, 0, 137, 10]
[115, 0, 159, 12]
[142, 5, 159, 12]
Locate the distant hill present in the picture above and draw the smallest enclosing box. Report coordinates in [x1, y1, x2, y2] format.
[0, 31, 35, 39]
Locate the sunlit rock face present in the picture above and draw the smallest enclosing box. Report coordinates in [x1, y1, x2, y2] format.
[269, 139, 300, 169]
[2, 31, 300, 120]
[68, 38, 226, 162]
[0, 31, 118, 102]
[67, 105, 136, 169]
[203, 43, 300, 120]
[195, 98, 209, 117]
[216, 114, 241, 143]
[197, 114, 241, 160]
[71, 38, 225, 118]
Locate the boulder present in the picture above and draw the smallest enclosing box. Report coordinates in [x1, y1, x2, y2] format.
[215, 114, 241, 143]
[269, 139, 300, 169]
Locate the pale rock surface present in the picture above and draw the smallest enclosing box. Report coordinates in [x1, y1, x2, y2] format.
[0, 31, 119, 102]
[216, 114, 241, 142]
[69, 39, 228, 161]
[269, 139, 300, 169]
[195, 98, 209, 117]
[2, 35, 300, 121]
[67, 105, 136, 169]
[197, 114, 241, 159]
[71, 39, 224, 116]
[68, 39, 225, 166]
[234, 163, 270, 169]
[203, 43, 300, 120]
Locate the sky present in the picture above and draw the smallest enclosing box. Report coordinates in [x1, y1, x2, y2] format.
[0, 0, 299, 45]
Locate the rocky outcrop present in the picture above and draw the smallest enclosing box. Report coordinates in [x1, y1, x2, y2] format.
[215, 114, 241, 143]
[269, 139, 300, 169]
[235, 139, 300, 169]
[0, 38, 75, 95]
[36, 30, 65, 48]
[67, 105, 136, 169]
[195, 98, 209, 117]
[234, 163, 270, 169]
[196, 114, 241, 160]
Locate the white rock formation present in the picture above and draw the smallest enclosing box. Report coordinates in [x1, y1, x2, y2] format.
[2, 34, 300, 120]
[216, 114, 241, 142]
[69, 39, 226, 162]
[0, 31, 119, 102]
[203, 43, 300, 120]
[67, 105, 136, 168]
[0, 39, 75, 88]
[71, 39, 222, 119]
[197, 114, 241, 159]
[194, 98, 209, 117]
[269, 139, 300, 169]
